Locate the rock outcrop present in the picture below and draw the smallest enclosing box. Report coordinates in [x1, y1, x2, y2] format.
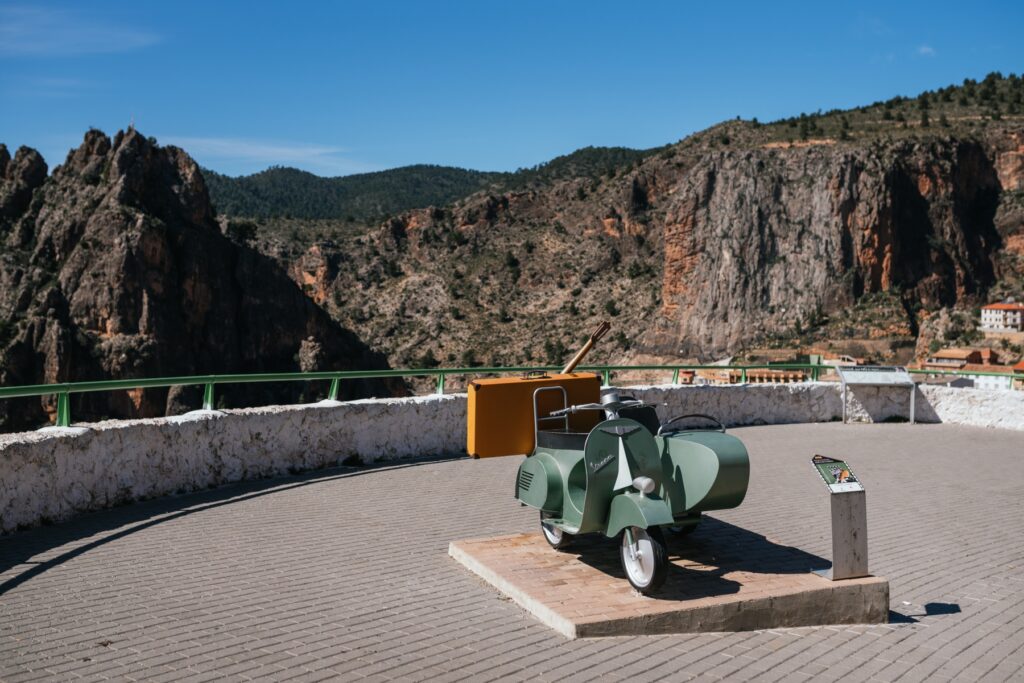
[0, 130, 396, 431]
[649, 138, 1003, 357]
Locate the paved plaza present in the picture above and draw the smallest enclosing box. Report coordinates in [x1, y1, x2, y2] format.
[1, 423, 1022, 681]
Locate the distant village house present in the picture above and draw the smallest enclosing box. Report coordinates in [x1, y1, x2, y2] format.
[921, 347, 1016, 391]
[979, 301, 1024, 332]
[922, 348, 993, 369]
[822, 354, 862, 367]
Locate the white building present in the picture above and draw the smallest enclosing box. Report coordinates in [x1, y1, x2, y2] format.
[823, 355, 861, 367]
[979, 302, 1024, 332]
[959, 364, 1016, 391]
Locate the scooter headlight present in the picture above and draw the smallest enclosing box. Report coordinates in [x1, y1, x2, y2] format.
[632, 476, 655, 495]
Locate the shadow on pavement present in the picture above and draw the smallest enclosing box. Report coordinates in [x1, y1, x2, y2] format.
[889, 601, 963, 623]
[572, 517, 830, 602]
[0, 454, 463, 596]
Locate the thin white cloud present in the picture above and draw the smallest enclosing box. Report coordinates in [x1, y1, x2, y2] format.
[160, 136, 379, 176]
[851, 14, 894, 38]
[9, 76, 99, 98]
[0, 5, 159, 57]
[917, 45, 936, 57]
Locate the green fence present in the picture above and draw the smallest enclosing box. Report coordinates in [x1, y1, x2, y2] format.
[0, 364, 1019, 428]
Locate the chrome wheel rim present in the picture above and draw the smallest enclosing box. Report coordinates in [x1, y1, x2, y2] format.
[541, 520, 563, 545]
[622, 527, 656, 587]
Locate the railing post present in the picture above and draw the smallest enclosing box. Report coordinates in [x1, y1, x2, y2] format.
[328, 378, 340, 401]
[56, 392, 71, 427]
[672, 368, 680, 385]
[812, 364, 820, 382]
[202, 383, 215, 411]
[602, 369, 611, 386]
[740, 368, 747, 384]
[435, 373, 446, 395]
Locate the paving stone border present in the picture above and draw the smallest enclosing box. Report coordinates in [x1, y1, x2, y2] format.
[1, 383, 1021, 534]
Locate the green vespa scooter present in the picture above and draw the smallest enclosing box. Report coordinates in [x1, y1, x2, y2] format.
[515, 390, 749, 594]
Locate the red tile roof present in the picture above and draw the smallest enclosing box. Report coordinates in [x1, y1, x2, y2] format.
[982, 303, 1024, 311]
[929, 348, 978, 360]
[960, 363, 1016, 375]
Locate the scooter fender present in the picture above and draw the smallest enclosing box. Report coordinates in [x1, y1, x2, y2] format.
[604, 491, 674, 538]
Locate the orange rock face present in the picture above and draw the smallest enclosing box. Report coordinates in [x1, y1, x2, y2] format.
[1006, 234, 1024, 256]
[661, 199, 701, 315]
[996, 153, 1024, 191]
[648, 137, 1003, 358]
[291, 245, 334, 305]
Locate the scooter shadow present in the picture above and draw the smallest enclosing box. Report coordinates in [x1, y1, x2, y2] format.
[569, 517, 829, 602]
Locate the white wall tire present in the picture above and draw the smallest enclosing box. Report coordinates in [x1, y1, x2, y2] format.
[620, 526, 668, 594]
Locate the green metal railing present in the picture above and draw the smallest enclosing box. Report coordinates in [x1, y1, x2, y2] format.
[0, 363, 1019, 428]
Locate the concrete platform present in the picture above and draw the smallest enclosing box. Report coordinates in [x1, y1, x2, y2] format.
[449, 525, 889, 638]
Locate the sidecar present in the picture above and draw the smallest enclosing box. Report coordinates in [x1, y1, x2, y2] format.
[514, 390, 749, 594]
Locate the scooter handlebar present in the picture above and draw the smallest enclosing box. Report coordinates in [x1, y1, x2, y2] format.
[548, 400, 649, 418]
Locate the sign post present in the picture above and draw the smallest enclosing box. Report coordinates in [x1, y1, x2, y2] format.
[812, 455, 868, 580]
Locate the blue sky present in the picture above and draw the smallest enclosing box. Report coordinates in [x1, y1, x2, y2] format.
[1, 1, 1022, 177]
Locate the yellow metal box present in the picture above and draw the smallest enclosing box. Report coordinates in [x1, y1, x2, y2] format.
[466, 373, 601, 458]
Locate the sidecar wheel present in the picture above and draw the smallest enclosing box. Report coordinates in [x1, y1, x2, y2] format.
[620, 526, 667, 594]
[540, 512, 574, 550]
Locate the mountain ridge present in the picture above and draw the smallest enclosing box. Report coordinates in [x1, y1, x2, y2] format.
[204, 145, 658, 221]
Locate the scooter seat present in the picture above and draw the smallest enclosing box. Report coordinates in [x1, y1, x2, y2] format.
[536, 429, 588, 451]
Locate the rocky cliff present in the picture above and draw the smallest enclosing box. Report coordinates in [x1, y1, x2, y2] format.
[0, 130, 395, 431]
[254, 127, 1022, 369]
[649, 137, 1005, 357]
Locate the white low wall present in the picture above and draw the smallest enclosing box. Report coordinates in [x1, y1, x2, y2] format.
[916, 385, 1024, 431]
[627, 383, 842, 426]
[0, 395, 466, 534]
[626, 383, 1024, 431]
[1, 383, 1021, 534]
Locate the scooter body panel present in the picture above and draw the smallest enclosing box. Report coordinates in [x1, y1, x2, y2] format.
[605, 491, 675, 538]
[658, 430, 749, 517]
[516, 417, 666, 536]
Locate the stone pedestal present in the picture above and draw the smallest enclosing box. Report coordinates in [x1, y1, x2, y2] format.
[450, 530, 889, 638]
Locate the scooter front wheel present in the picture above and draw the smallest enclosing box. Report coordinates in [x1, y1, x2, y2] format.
[620, 526, 667, 594]
[540, 512, 574, 550]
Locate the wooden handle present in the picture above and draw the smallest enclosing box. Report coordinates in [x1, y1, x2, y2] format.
[561, 321, 611, 374]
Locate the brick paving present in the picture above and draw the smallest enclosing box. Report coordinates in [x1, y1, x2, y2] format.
[0, 423, 1022, 682]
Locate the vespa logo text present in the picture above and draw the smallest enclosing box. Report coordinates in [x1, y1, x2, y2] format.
[590, 453, 615, 472]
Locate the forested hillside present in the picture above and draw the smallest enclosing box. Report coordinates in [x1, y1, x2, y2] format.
[203, 164, 505, 221]
[205, 146, 659, 220]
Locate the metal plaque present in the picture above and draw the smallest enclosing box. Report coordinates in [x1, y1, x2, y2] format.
[812, 454, 864, 494]
[836, 365, 914, 386]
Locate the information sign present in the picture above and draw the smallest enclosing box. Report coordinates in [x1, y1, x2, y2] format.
[812, 454, 864, 494]
[836, 365, 914, 386]
[835, 365, 916, 424]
